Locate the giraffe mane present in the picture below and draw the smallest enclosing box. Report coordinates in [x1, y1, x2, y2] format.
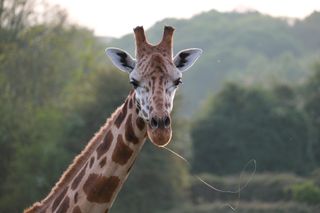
[24, 101, 127, 212]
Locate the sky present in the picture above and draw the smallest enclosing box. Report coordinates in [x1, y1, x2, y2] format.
[48, 0, 320, 38]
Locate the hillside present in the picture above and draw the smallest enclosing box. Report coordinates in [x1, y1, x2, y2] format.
[109, 10, 320, 116]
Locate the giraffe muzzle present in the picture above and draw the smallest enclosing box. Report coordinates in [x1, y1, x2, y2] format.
[147, 115, 172, 147]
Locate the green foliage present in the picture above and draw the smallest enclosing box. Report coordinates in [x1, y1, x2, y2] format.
[302, 63, 320, 166]
[165, 202, 316, 213]
[0, 108, 69, 212]
[289, 181, 320, 205]
[190, 173, 304, 203]
[191, 83, 312, 175]
[0, 1, 110, 211]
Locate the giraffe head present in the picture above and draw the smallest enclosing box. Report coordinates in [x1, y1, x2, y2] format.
[106, 26, 202, 147]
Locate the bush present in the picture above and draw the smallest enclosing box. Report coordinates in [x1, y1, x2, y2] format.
[191, 83, 313, 175]
[190, 173, 304, 203]
[164, 202, 316, 213]
[289, 181, 320, 205]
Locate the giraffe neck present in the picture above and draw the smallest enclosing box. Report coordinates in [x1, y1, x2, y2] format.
[25, 91, 147, 213]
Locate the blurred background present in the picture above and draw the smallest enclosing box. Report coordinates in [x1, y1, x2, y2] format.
[1, 0, 320, 212]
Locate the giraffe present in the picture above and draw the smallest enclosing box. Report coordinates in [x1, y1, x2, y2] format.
[24, 26, 202, 213]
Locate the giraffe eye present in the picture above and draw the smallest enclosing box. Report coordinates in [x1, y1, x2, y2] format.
[130, 79, 140, 89]
[173, 78, 182, 86]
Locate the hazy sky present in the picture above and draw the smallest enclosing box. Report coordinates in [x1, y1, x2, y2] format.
[48, 0, 320, 37]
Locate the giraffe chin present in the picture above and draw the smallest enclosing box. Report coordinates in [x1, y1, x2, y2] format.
[147, 125, 172, 147]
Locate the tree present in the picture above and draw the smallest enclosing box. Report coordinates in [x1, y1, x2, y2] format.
[0, 3, 107, 210]
[191, 83, 312, 175]
[302, 62, 320, 166]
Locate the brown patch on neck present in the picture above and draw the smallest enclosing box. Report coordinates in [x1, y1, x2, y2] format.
[112, 135, 133, 165]
[99, 156, 107, 168]
[56, 196, 70, 213]
[125, 114, 140, 144]
[83, 174, 120, 203]
[71, 163, 88, 190]
[96, 131, 113, 159]
[136, 117, 145, 131]
[115, 99, 129, 128]
[52, 187, 68, 212]
[89, 157, 94, 168]
[72, 206, 82, 213]
[74, 192, 78, 203]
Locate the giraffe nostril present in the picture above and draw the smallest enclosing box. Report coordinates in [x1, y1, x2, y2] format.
[150, 117, 159, 129]
[164, 116, 171, 128]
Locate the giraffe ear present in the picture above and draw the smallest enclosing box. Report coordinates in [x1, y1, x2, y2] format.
[174, 48, 202, 72]
[105, 48, 136, 73]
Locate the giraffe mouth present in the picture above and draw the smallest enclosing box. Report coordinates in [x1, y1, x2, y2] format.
[147, 124, 172, 147]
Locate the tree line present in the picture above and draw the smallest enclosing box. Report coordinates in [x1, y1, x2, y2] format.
[191, 63, 320, 175]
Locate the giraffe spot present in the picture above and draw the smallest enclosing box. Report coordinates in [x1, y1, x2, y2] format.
[72, 206, 82, 213]
[56, 196, 69, 213]
[159, 76, 164, 85]
[105, 209, 109, 213]
[71, 163, 87, 190]
[89, 156, 94, 168]
[136, 117, 145, 131]
[74, 192, 78, 203]
[115, 99, 128, 128]
[52, 187, 68, 212]
[112, 135, 133, 165]
[125, 114, 140, 144]
[99, 156, 107, 168]
[96, 131, 113, 159]
[83, 174, 120, 203]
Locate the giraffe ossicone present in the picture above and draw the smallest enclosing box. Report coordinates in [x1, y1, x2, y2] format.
[106, 26, 202, 146]
[25, 26, 202, 213]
